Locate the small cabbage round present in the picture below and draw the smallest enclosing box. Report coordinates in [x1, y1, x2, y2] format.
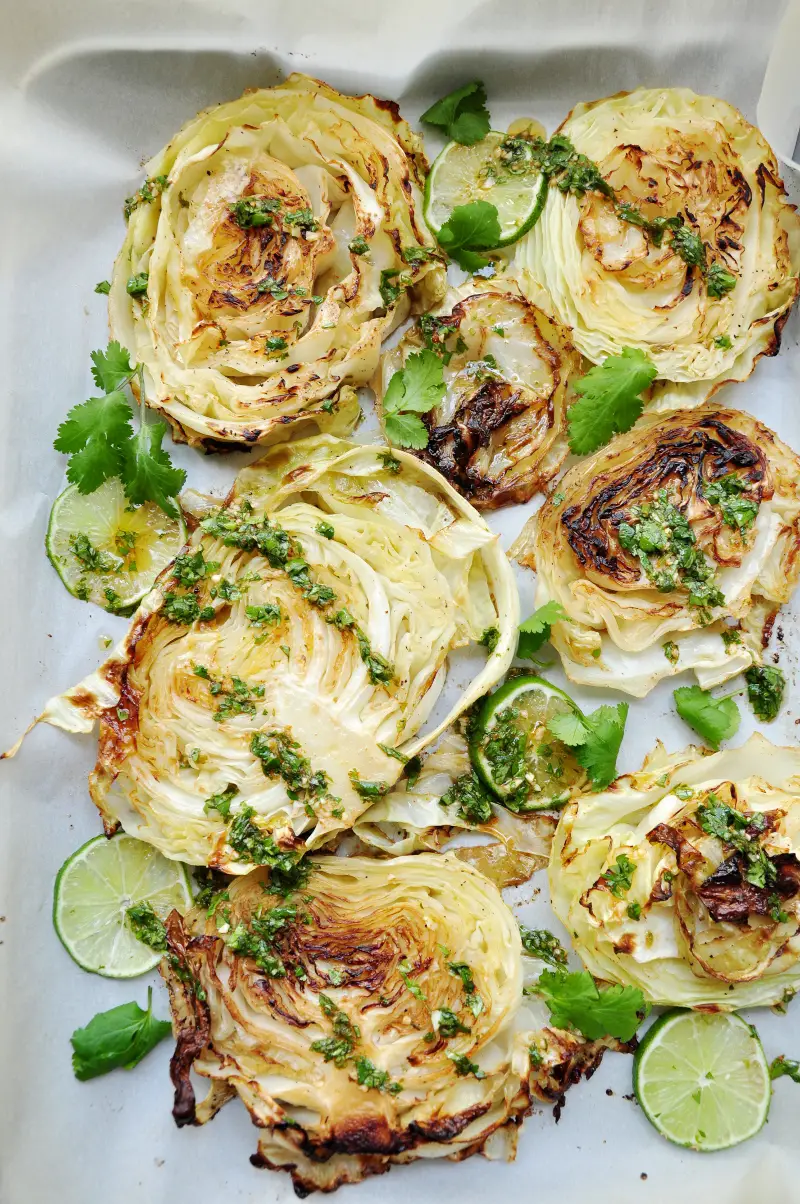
[36, 438, 517, 871]
[110, 73, 445, 447]
[515, 88, 800, 407]
[550, 735, 800, 1009]
[376, 282, 581, 507]
[512, 407, 800, 697]
[162, 853, 614, 1194]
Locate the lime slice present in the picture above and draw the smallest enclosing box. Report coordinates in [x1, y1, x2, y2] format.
[424, 130, 548, 247]
[469, 675, 586, 810]
[633, 1009, 771, 1151]
[53, 833, 193, 977]
[46, 478, 186, 613]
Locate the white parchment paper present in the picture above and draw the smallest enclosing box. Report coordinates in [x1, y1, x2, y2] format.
[1, 1, 799, 1201]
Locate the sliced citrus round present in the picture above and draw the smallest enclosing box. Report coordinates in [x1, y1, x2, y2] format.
[633, 1009, 771, 1151]
[469, 675, 586, 810]
[53, 833, 193, 978]
[46, 477, 186, 613]
[424, 130, 548, 246]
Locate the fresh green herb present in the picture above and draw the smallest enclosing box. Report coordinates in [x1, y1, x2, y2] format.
[627, 902, 642, 921]
[770, 1056, 800, 1083]
[435, 1008, 470, 1037]
[441, 772, 493, 824]
[382, 348, 445, 449]
[745, 665, 785, 722]
[673, 685, 740, 750]
[349, 236, 370, 256]
[448, 962, 483, 1016]
[95, 280, 111, 295]
[547, 702, 628, 791]
[603, 853, 636, 898]
[567, 348, 657, 455]
[123, 175, 169, 220]
[663, 641, 680, 665]
[721, 627, 743, 649]
[478, 626, 500, 653]
[378, 451, 401, 473]
[378, 743, 408, 764]
[349, 771, 390, 798]
[706, 263, 737, 299]
[70, 987, 172, 1081]
[316, 520, 335, 539]
[448, 1051, 485, 1079]
[617, 490, 725, 618]
[398, 957, 426, 1002]
[210, 577, 241, 602]
[420, 81, 490, 146]
[266, 335, 288, 354]
[670, 222, 706, 268]
[404, 755, 422, 789]
[251, 730, 330, 800]
[163, 593, 215, 625]
[517, 600, 568, 658]
[192, 866, 229, 910]
[311, 996, 361, 1066]
[535, 968, 647, 1041]
[125, 902, 167, 952]
[401, 245, 439, 266]
[354, 1055, 402, 1093]
[379, 268, 410, 309]
[246, 602, 282, 631]
[227, 805, 310, 895]
[226, 922, 286, 978]
[769, 894, 789, 924]
[255, 275, 290, 300]
[229, 196, 280, 228]
[284, 207, 318, 233]
[519, 927, 568, 967]
[695, 794, 774, 889]
[703, 474, 759, 532]
[203, 783, 239, 819]
[419, 312, 461, 364]
[69, 532, 118, 574]
[714, 335, 733, 350]
[436, 200, 500, 272]
[173, 549, 216, 586]
[126, 272, 149, 297]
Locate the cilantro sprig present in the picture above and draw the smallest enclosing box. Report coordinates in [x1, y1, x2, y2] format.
[420, 81, 491, 146]
[436, 201, 501, 272]
[673, 685, 740, 750]
[534, 968, 648, 1041]
[70, 986, 172, 1081]
[382, 348, 445, 448]
[547, 701, 628, 791]
[567, 347, 657, 456]
[54, 343, 185, 519]
[517, 601, 568, 658]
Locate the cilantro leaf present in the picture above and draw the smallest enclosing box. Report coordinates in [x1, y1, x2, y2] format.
[384, 350, 446, 415]
[384, 411, 429, 449]
[517, 600, 568, 657]
[94, 280, 111, 295]
[673, 685, 740, 750]
[567, 348, 657, 455]
[547, 702, 628, 791]
[420, 81, 490, 146]
[383, 349, 445, 450]
[535, 968, 647, 1041]
[70, 986, 172, 1081]
[54, 391, 134, 493]
[90, 341, 136, 393]
[121, 420, 186, 519]
[436, 201, 501, 272]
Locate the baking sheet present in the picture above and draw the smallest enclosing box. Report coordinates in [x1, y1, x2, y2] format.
[2, 0, 800, 1200]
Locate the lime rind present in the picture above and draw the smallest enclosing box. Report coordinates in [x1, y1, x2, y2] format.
[53, 833, 193, 978]
[424, 131, 548, 248]
[46, 478, 186, 613]
[633, 1008, 771, 1151]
